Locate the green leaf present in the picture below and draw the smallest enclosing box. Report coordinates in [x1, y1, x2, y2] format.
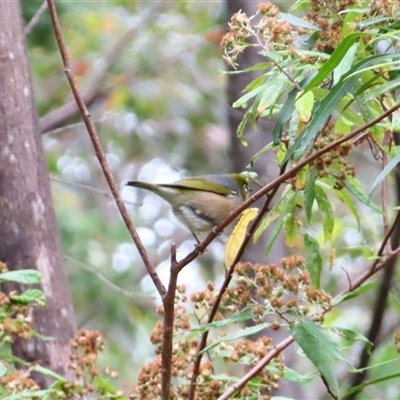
[0, 362, 7, 377]
[271, 86, 299, 144]
[233, 82, 269, 108]
[33, 365, 67, 382]
[304, 168, 317, 222]
[260, 189, 297, 256]
[279, 13, 319, 30]
[268, 365, 313, 383]
[343, 372, 400, 399]
[202, 323, 270, 353]
[303, 32, 367, 93]
[333, 280, 377, 305]
[10, 289, 46, 306]
[284, 208, 296, 248]
[332, 327, 372, 353]
[249, 142, 274, 166]
[94, 376, 123, 397]
[333, 43, 358, 85]
[254, 202, 282, 243]
[315, 186, 334, 242]
[187, 308, 254, 336]
[295, 91, 314, 123]
[290, 317, 343, 396]
[332, 187, 360, 230]
[362, 76, 400, 103]
[369, 146, 400, 196]
[3, 391, 53, 400]
[0, 269, 41, 284]
[286, 53, 396, 163]
[303, 232, 323, 289]
[345, 176, 383, 214]
[257, 79, 289, 115]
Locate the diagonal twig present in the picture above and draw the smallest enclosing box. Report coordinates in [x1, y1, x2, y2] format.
[46, 0, 166, 298]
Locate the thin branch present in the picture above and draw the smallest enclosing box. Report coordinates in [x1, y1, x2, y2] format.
[51, 176, 142, 206]
[40, 3, 163, 133]
[161, 244, 179, 400]
[24, 0, 48, 36]
[46, 0, 166, 298]
[64, 254, 154, 303]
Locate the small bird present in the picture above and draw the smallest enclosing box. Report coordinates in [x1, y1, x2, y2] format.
[126, 173, 250, 242]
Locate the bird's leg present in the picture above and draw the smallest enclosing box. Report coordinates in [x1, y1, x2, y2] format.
[190, 230, 201, 244]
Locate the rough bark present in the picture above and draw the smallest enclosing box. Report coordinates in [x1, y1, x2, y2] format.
[0, 1, 76, 387]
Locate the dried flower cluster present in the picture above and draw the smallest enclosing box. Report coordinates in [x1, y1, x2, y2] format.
[310, 121, 355, 188]
[224, 256, 332, 324]
[130, 256, 331, 399]
[61, 329, 119, 398]
[221, 4, 296, 68]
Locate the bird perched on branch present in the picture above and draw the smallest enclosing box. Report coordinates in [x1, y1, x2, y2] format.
[126, 173, 251, 242]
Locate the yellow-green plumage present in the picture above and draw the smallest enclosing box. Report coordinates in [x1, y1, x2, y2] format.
[126, 173, 249, 241]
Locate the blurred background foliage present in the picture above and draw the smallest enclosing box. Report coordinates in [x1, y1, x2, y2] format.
[21, 0, 400, 397]
[23, 0, 233, 391]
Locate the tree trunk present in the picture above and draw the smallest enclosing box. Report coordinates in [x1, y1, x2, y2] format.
[0, 1, 76, 387]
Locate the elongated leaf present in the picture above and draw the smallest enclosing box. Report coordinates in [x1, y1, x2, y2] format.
[369, 146, 400, 196]
[292, 75, 357, 161]
[333, 43, 358, 85]
[225, 208, 258, 270]
[303, 32, 367, 92]
[10, 289, 46, 306]
[4, 391, 53, 400]
[286, 53, 396, 163]
[271, 86, 298, 144]
[202, 323, 270, 353]
[254, 201, 282, 243]
[267, 365, 313, 383]
[345, 176, 383, 214]
[279, 13, 319, 29]
[261, 189, 297, 256]
[332, 187, 360, 230]
[333, 280, 377, 305]
[332, 327, 372, 353]
[295, 91, 314, 123]
[290, 317, 343, 396]
[304, 168, 317, 222]
[362, 76, 400, 103]
[303, 232, 323, 288]
[257, 79, 289, 115]
[343, 372, 400, 399]
[0, 269, 41, 284]
[315, 186, 334, 242]
[188, 309, 255, 336]
[33, 365, 67, 382]
[283, 208, 297, 247]
[233, 82, 269, 108]
[249, 142, 274, 166]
